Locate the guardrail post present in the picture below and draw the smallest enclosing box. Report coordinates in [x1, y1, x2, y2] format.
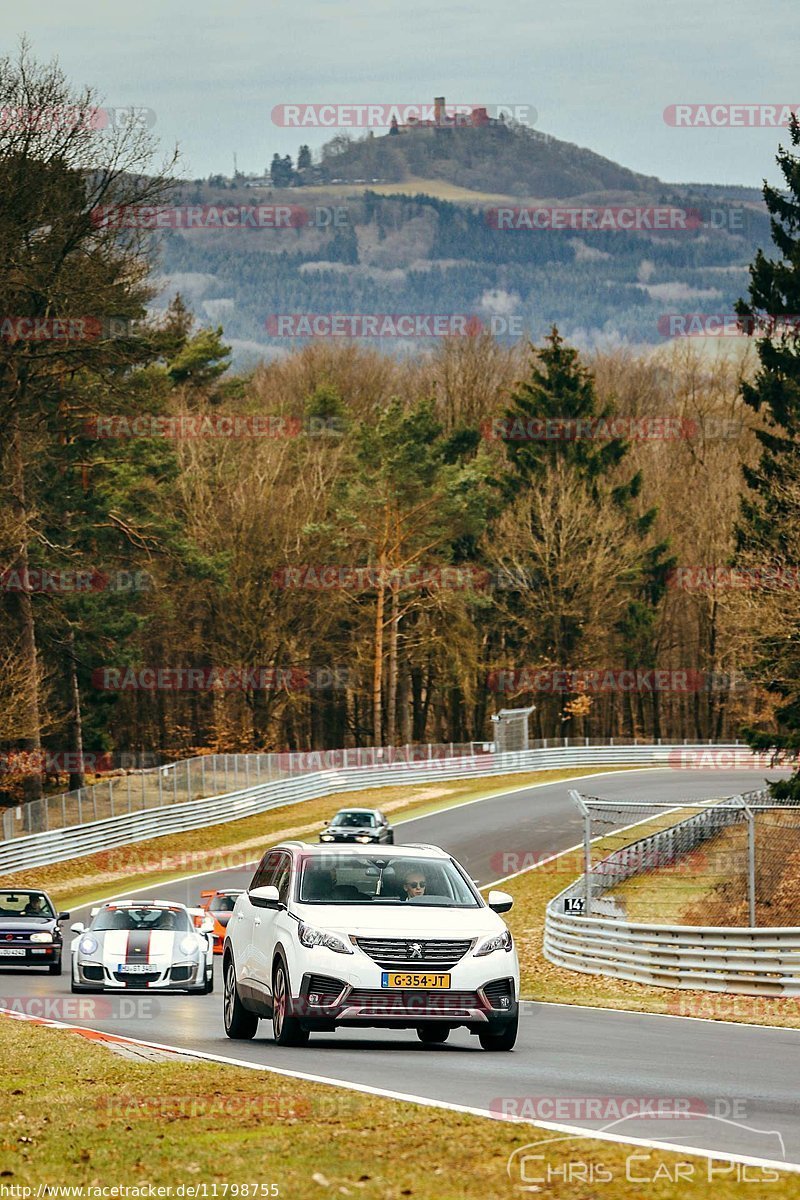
[62, 793, 66, 827]
[141, 770, 146, 810]
[127, 774, 132, 812]
[158, 770, 163, 807]
[173, 767, 177, 805]
[92, 786, 98, 820]
[201, 755, 206, 796]
[109, 779, 114, 818]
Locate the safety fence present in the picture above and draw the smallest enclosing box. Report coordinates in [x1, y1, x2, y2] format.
[0, 740, 760, 875]
[544, 788, 800, 995]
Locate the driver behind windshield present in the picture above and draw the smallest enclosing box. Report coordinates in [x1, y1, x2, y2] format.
[400, 870, 427, 900]
[23, 894, 51, 916]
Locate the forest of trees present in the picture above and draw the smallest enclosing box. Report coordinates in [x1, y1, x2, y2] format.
[3, 48, 800, 806]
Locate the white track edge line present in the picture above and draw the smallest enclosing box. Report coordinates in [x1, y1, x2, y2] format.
[2, 1008, 796, 1175]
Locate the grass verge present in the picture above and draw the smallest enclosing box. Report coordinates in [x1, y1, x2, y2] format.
[0, 767, 642, 912]
[1, 1016, 796, 1195]
[502, 821, 800, 1029]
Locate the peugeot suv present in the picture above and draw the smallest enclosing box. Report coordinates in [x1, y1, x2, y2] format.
[223, 842, 519, 1050]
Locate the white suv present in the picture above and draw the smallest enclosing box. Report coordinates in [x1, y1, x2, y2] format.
[223, 842, 519, 1050]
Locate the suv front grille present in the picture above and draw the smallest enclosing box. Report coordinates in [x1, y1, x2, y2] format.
[355, 938, 473, 969]
[346, 988, 480, 1015]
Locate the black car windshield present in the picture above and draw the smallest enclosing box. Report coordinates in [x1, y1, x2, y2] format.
[330, 812, 375, 827]
[297, 856, 479, 907]
[0, 891, 54, 918]
[93, 906, 192, 932]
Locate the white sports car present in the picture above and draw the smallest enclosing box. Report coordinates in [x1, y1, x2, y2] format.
[71, 900, 214, 993]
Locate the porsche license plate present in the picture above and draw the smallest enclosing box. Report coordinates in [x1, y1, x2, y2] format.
[381, 972, 451, 989]
[117, 962, 154, 974]
[0, 948, 25, 957]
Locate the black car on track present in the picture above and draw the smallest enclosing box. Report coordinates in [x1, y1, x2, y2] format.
[0, 889, 70, 974]
[319, 807, 394, 845]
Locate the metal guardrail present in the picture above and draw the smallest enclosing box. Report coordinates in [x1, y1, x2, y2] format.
[0, 741, 751, 876]
[544, 789, 800, 995]
[0, 736, 749, 840]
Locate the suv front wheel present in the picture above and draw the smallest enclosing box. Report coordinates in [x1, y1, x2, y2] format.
[272, 960, 310, 1047]
[478, 1011, 518, 1051]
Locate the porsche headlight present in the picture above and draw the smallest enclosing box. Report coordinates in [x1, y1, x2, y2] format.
[30, 932, 53, 944]
[179, 934, 203, 956]
[473, 930, 513, 957]
[79, 935, 98, 956]
[297, 922, 353, 954]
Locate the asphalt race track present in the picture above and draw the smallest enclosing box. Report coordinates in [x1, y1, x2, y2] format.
[2, 767, 799, 1168]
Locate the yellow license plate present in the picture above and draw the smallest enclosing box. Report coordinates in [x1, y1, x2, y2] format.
[381, 972, 451, 989]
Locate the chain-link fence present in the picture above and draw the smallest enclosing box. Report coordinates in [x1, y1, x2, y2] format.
[0, 743, 490, 839]
[569, 789, 800, 928]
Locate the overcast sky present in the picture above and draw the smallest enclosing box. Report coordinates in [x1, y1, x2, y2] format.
[9, 0, 797, 187]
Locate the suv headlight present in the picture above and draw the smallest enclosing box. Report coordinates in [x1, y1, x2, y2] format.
[297, 922, 353, 954]
[355, 835, 373, 843]
[474, 930, 513, 957]
[30, 932, 53, 944]
[320, 834, 334, 842]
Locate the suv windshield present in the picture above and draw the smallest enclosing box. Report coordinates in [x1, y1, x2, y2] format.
[330, 812, 375, 827]
[297, 856, 479, 907]
[93, 906, 192, 932]
[0, 891, 54, 918]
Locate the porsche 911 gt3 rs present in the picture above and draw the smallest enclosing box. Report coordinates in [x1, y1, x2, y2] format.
[71, 900, 214, 993]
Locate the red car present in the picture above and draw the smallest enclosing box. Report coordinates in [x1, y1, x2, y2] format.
[194, 889, 243, 953]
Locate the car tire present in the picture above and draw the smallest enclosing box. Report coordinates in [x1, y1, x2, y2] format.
[48, 957, 62, 975]
[416, 1023, 449, 1045]
[478, 1012, 518, 1051]
[223, 956, 258, 1039]
[272, 960, 309, 1047]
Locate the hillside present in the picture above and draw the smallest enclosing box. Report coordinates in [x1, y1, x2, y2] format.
[157, 125, 771, 365]
[314, 123, 661, 200]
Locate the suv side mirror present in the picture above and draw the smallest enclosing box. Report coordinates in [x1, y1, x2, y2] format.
[487, 889, 513, 914]
[70, 922, 86, 934]
[58, 911, 70, 921]
[249, 885, 280, 910]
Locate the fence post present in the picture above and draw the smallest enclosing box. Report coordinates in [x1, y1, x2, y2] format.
[109, 779, 114, 818]
[201, 755, 206, 797]
[173, 767, 177, 805]
[744, 800, 757, 927]
[127, 774, 132, 813]
[158, 770, 163, 807]
[569, 790, 592, 916]
[141, 770, 146, 811]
